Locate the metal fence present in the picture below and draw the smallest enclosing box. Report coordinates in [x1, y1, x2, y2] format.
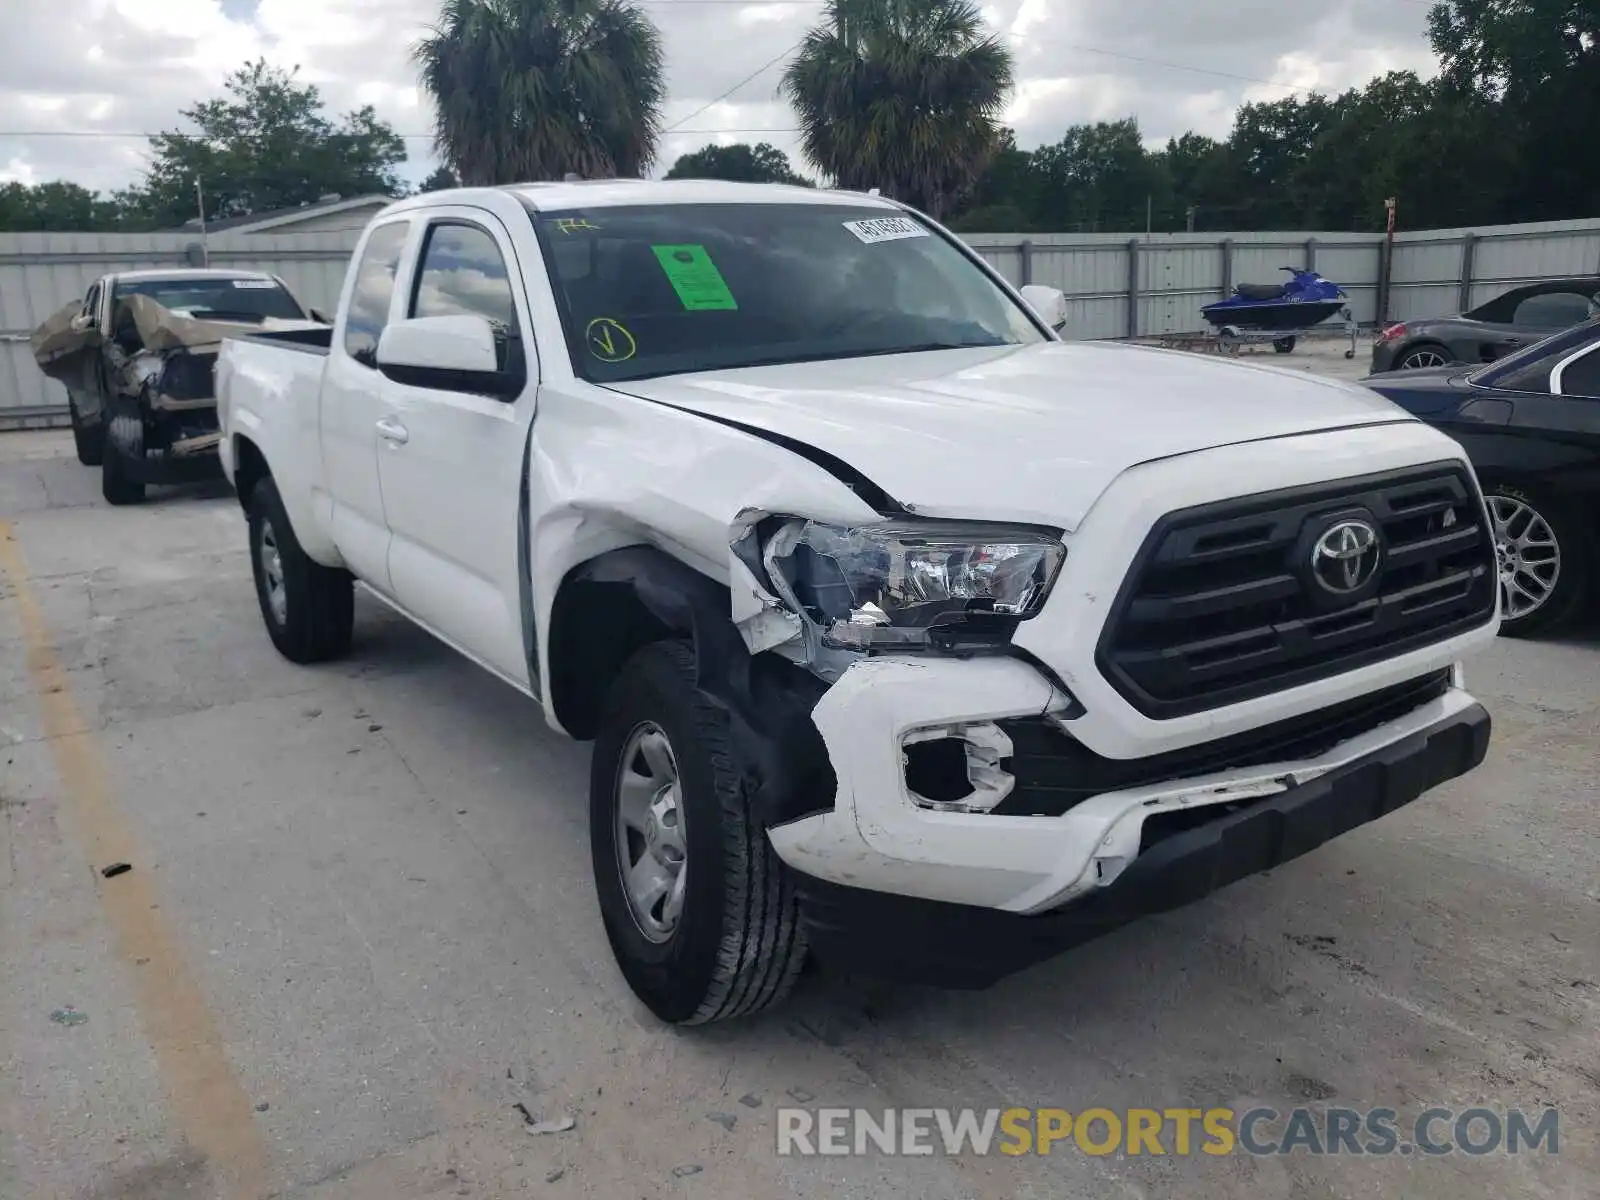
[5, 214, 1600, 428]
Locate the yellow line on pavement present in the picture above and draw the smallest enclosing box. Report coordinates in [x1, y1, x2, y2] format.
[0, 521, 271, 1199]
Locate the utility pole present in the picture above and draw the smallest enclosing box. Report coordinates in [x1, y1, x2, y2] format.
[195, 177, 210, 267]
[1378, 196, 1398, 325]
[1185, 205, 1196, 233]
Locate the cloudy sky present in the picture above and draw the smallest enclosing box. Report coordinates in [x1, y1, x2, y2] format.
[1, 0, 1444, 195]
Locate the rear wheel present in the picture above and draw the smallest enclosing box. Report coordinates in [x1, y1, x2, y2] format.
[1272, 336, 1297, 354]
[247, 476, 354, 663]
[590, 640, 807, 1025]
[1484, 482, 1591, 638]
[68, 395, 103, 466]
[1397, 343, 1452, 370]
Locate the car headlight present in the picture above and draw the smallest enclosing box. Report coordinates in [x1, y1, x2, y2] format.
[762, 519, 1065, 650]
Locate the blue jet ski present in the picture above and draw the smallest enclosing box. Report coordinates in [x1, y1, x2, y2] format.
[1202, 267, 1348, 333]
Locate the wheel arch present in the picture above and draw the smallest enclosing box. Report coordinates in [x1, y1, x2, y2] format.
[545, 545, 836, 829]
[232, 433, 270, 512]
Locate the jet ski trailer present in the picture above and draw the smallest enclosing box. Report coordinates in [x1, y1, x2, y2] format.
[1197, 267, 1358, 358]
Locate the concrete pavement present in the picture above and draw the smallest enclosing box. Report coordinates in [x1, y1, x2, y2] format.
[1, 428, 1596, 1200]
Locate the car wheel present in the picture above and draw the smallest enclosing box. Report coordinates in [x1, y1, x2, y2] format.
[1484, 483, 1591, 638]
[590, 640, 807, 1025]
[1397, 343, 1452, 370]
[101, 402, 145, 505]
[247, 475, 354, 663]
[1272, 336, 1296, 354]
[68, 395, 103, 467]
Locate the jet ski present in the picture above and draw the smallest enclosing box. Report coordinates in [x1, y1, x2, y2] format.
[1201, 267, 1348, 332]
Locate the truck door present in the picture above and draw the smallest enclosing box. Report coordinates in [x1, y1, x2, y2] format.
[373, 208, 539, 688]
[320, 218, 414, 594]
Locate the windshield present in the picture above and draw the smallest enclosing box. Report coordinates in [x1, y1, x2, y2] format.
[530, 202, 1046, 382]
[111, 277, 305, 323]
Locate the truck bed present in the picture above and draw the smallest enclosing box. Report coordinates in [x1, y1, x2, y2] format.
[237, 326, 333, 354]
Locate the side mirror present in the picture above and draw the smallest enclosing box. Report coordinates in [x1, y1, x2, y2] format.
[1019, 285, 1067, 333]
[375, 314, 521, 398]
[70, 312, 97, 334]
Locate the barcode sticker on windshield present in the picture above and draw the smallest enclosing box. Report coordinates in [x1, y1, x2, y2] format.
[231, 279, 279, 289]
[843, 216, 928, 244]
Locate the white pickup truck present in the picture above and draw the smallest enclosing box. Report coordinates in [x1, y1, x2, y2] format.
[216, 180, 1499, 1025]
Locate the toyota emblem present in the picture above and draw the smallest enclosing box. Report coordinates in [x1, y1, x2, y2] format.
[1311, 519, 1382, 594]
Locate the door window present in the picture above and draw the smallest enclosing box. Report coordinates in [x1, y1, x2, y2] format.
[343, 220, 411, 367]
[409, 222, 523, 372]
[1556, 345, 1600, 398]
[1513, 291, 1597, 328]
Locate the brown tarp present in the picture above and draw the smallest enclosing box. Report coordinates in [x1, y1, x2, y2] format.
[32, 294, 327, 395]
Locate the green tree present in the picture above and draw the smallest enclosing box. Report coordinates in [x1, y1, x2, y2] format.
[1428, 0, 1600, 221]
[0, 181, 129, 232]
[665, 142, 812, 185]
[419, 163, 462, 192]
[414, 0, 665, 185]
[128, 59, 406, 228]
[947, 125, 1035, 230]
[780, 0, 1013, 219]
[1026, 119, 1172, 232]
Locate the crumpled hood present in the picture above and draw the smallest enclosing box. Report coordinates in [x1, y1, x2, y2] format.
[609, 341, 1413, 528]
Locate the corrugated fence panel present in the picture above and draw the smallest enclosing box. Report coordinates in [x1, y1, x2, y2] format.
[1472, 227, 1600, 288]
[6, 217, 1600, 422]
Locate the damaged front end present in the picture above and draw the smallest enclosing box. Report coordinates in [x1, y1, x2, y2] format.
[727, 512, 1077, 818]
[108, 335, 227, 462]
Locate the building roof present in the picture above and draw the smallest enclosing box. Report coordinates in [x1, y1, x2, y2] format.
[168, 193, 394, 234]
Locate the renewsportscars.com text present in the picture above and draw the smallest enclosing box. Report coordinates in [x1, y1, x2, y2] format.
[775, 1106, 1560, 1158]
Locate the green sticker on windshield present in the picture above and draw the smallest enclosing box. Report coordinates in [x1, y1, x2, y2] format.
[651, 244, 738, 311]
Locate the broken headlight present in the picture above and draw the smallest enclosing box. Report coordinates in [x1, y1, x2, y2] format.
[762, 520, 1065, 651]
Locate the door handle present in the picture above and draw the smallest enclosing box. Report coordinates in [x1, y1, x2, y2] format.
[375, 417, 409, 444]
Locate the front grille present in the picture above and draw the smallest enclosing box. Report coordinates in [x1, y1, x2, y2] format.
[1096, 462, 1495, 719]
[994, 669, 1452, 818]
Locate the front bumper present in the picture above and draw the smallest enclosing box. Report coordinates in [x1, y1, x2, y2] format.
[784, 697, 1489, 989]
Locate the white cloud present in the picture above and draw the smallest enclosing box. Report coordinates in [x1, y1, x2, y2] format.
[0, 0, 1442, 198]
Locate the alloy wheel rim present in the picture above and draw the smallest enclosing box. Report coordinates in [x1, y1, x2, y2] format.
[259, 519, 288, 626]
[1402, 349, 1448, 369]
[1487, 495, 1560, 620]
[614, 722, 687, 944]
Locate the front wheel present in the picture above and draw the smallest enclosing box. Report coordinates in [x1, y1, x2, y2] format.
[101, 405, 145, 505]
[68, 395, 103, 466]
[1272, 336, 1297, 354]
[246, 476, 354, 663]
[1484, 483, 1591, 638]
[590, 641, 807, 1025]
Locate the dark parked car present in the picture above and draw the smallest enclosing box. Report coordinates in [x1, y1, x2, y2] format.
[1362, 318, 1600, 637]
[1370, 277, 1600, 373]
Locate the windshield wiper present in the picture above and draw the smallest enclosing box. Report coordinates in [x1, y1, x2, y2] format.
[850, 340, 1009, 358]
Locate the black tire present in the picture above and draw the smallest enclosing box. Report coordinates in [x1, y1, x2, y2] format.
[1482, 481, 1592, 639]
[1397, 342, 1453, 371]
[68, 395, 103, 466]
[246, 475, 354, 663]
[101, 406, 145, 505]
[590, 640, 806, 1025]
[1272, 336, 1297, 354]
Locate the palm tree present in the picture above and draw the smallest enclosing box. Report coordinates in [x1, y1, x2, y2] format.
[780, 0, 1013, 219]
[414, 0, 665, 185]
